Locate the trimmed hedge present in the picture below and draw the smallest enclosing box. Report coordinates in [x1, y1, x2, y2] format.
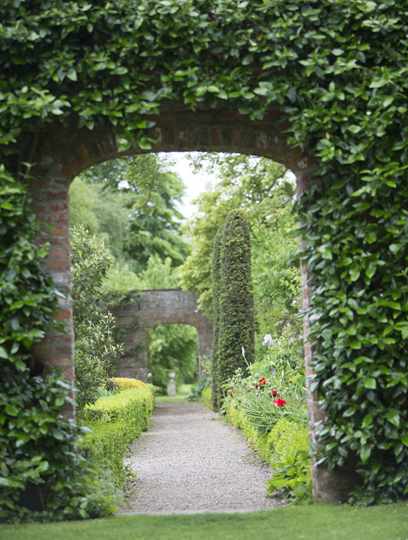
[82, 382, 154, 488]
[111, 377, 149, 392]
[211, 228, 223, 410]
[201, 387, 213, 411]
[217, 211, 255, 404]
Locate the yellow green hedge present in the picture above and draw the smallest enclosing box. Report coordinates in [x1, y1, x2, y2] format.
[226, 402, 311, 500]
[201, 387, 213, 410]
[82, 380, 154, 487]
[111, 377, 149, 391]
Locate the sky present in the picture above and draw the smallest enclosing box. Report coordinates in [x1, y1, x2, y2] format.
[159, 152, 217, 219]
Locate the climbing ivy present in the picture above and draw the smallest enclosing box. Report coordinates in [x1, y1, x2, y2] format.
[1, 0, 408, 510]
[301, 175, 408, 503]
[218, 211, 255, 402]
[0, 170, 108, 521]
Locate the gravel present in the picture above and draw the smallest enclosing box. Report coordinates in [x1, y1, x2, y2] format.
[119, 400, 280, 515]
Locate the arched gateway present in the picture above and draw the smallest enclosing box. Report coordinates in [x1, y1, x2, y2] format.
[26, 105, 328, 496]
[111, 289, 212, 380]
[6, 2, 402, 507]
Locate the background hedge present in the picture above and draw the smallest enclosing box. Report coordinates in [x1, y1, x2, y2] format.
[211, 228, 223, 410]
[217, 211, 255, 403]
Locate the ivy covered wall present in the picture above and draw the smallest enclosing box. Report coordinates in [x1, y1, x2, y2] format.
[0, 0, 407, 515]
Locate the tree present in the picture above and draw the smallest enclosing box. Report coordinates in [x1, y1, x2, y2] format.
[69, 177, 133, 261]
[71, 226, 123, 409]
[124, 155, 189, 270]
[76, 155, 189, 271]
[217, 211, 255, 403]
[181, 155, 289, 315]
[182, 154, 301, 405]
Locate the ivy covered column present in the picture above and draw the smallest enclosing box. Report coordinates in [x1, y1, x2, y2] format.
[297, 169, 357, 502]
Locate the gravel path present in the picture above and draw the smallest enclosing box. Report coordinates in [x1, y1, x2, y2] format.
[119, 400, 279, 514]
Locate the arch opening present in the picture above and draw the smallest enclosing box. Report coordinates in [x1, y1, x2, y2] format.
[147, 323, 199, 395]
[27, 106, 333, 499]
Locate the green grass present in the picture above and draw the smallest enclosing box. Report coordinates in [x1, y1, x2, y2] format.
[1, 504, 408, 540]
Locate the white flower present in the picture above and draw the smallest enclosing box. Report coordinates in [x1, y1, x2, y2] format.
[263, 334, 274, 347]
[118, 179, 130, 190]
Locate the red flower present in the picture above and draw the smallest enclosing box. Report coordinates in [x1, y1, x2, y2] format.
[274, 398, 286, 408]
[258, 377, 267, 386]
[271, 388, 278, 397]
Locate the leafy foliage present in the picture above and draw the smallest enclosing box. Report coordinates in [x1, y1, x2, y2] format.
[0, 172, 110, 521]
[182, 156, 288, 316]
[266, 419, 311, 501]
[82, 383, 154, 489]
[123, 156, 188, 270]
[71, 227, 123, 410]
[149, 324, 197, 391]
[0, 371, 114, 522]
[216, 211, 255, 404]
[211, 229, 223, 410]
[301, 174, 408, 502]
[77, 155, 188, 271]
[225, 400, 310, 501]
[1, 0, 408, 508]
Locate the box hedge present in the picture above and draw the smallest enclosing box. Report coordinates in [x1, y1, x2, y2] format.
[81, 381, 154, 488]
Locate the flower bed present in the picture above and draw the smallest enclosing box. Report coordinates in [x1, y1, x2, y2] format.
[224, 370, 311, 500]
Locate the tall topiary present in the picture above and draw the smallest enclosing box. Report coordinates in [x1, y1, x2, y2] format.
[211, 228, 223, 410]
[218, 211, 255, 403]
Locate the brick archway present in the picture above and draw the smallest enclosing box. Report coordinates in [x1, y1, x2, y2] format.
[111, 289, 212, 380]
[29, 105, 311, 384]
[26, 104, 336, 499]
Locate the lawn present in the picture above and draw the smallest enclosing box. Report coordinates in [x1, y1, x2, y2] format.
[1, 504, 407, 540]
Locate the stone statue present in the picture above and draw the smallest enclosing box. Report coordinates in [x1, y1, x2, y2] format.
[167, 371, 177, 397]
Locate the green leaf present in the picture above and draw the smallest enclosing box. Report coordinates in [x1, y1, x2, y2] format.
[360, 446, 371, 463]
[5, 404, 19, 416]
[386, 410, 400, 427]
[363, 377, 377, 390]
[207, 85, 220, 94]
[350, 267, 360, 282]
[67, 68, 78, 82]
[389, 244, 401, 254]
[402, 435, 408, 447]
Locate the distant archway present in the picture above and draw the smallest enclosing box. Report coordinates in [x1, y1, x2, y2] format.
[111, 288, 212, 380]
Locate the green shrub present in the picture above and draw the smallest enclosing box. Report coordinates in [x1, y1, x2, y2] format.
[217, 211, 255, 404]
[81, 386, 154, 488]
[201, 387, 213, 410]
[225, 402, 311, 501]
[71, 226, 123, 410]
[211, 228, 223, 410]
[266, 419, 311, 501]
[110, 377, 149, 391]
[226, 402, 272, 462]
